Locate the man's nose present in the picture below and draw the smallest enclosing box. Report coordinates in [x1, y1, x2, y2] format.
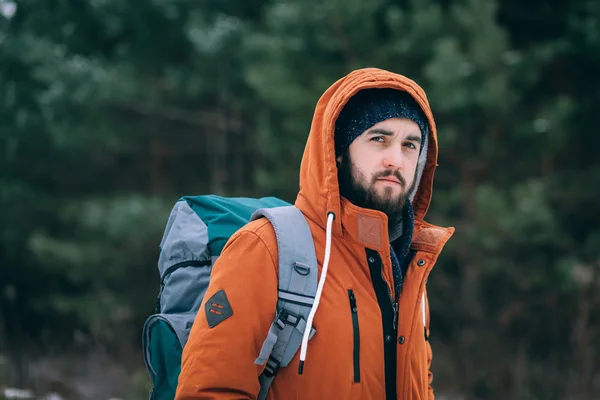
[382, 147, 405, 169]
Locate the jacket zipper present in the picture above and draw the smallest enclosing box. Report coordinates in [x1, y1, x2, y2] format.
[392, 249, 416, 330]
[155, 259, 211, 313]
[379, 261, 399, 333]
[366, 249, 397, 400]
[378, 266, 397, 320]
[401, 264, 432, 400]
[347, 289, 361, 383]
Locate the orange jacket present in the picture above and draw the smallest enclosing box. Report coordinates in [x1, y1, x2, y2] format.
[176, 68, 454, 400]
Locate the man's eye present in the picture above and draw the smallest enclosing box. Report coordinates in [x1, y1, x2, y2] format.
[405, 142, 417, 150]
[371, 136, 385, 143]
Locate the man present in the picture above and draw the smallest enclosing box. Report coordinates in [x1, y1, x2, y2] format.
[175, 68, 454, 399]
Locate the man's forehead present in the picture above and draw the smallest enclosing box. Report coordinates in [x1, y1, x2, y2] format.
[362, 118, 422, 138]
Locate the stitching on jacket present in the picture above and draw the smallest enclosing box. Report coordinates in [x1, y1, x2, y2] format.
[356, 214, 382, 248]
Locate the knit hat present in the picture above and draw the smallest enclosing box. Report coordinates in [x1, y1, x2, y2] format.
[334, 88, 429, 156]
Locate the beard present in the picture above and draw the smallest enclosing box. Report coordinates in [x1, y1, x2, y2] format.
[337, 150, 417, 216]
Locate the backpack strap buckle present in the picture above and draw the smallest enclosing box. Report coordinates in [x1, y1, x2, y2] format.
[275, 309, 300, 330]
[262, 357, 281, 378]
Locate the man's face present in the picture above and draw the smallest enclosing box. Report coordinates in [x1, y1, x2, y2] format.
[337, 118, 422, 215]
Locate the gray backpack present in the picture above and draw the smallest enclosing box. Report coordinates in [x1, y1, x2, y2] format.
[142, 195, 318, 400]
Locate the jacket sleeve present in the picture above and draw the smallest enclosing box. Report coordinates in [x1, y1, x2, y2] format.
[175, 228, 279, 400]
[426, 291, 434, 400]
[427, 340, 434, 400]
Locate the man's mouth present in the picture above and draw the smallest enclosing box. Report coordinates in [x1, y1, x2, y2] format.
[377, 177, 401, 185]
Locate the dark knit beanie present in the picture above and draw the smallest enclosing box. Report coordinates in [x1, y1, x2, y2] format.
[334, 88, 429, 156]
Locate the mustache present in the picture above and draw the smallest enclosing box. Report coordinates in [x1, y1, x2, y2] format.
[372, 170, 406, 186]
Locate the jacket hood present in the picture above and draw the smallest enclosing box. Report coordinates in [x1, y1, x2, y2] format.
[295, 68, 438, 241]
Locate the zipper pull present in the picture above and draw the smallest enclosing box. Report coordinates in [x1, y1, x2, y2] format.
[393, 302, 399, 330]
[155, 283, 165, 314]
[349, 290, 357, 313]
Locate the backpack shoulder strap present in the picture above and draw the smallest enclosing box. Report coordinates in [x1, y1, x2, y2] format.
[249, 206, 318, 400]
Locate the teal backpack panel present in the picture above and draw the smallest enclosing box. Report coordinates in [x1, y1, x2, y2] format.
[181, 195, 290, 257]
[143, 195, 318, 400]
[145, 319, 184, 400]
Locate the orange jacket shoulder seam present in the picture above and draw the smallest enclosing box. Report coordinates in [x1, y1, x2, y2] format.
[234, 220, 279, 272]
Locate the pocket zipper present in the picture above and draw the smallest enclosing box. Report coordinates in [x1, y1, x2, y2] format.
[348, 289, 361, 383]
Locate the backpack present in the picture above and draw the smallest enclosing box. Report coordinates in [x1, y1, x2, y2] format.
[142, 195, 318, 400]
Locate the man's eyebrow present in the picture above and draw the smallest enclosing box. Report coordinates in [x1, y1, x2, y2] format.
[366, 128, 395, 136]
[366, 129, 422, 144]
[405, 134, 422, 144]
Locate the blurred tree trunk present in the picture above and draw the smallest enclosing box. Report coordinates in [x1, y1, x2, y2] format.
[572, 267, 598, 400]
[149, 138, 168, 195]
[458, 162, 484, 398]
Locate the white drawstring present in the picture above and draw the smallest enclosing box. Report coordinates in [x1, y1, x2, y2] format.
[422, 292, 426, 328]
[298, 212, 335, 374]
